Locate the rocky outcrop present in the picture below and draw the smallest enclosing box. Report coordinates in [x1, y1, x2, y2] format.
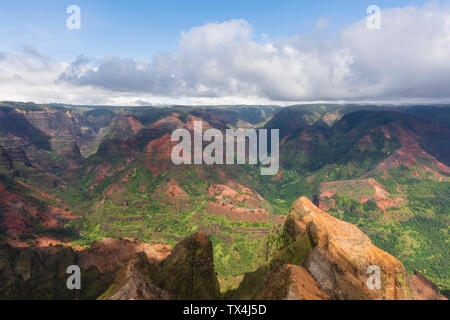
[254, 264, 330, 300]
[241, 196, 446, 300]
[149, 232, 221, 300]
[100, 232, 220, 300]
[100, 253, 174, 300]
[21, 110, 86, 139]
[99, 232, 220, 300]
[290, 197, 409, 300]
[0, 109, 51, 150]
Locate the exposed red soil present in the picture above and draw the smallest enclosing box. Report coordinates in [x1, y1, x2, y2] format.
[92, 163, 113, 186]
[145, 133, 174, 160]
[153, 180, 189, 205]
[165, 181, 188, 198]
[367, 178, 389, 200]
[208, 181, 265, 208]
[144, 133, 175, 176]
[144, 114, 215, 176]
[320, 190, 336, 199]
[280, 134, 291, 146]
[15, 180, 73, 213]
[217, 170, 226, 179]
[380, 126, 392, 139]
[126, 116, 144, 134]
[89, 162, 129, 190]
[0, 182, 79, 243]
[150, 113, 185, 130]
[34, 236, 66, 247]
[375, 125, 449, 176]
[205, 180, 285, 225]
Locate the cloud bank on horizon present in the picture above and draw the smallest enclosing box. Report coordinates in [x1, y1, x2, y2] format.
[1, 2, 450, 106]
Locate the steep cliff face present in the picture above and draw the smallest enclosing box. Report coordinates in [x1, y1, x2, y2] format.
[99, 253, 174, 300]
[291, 197, 408, 300]
[254, 264, 330, 300]
[150, 232, 221, 300]
[0, 183, 76, 242]
[0, 107, 110, 158]
[21, 110, 105, 156]
[21, 110, 87, 140]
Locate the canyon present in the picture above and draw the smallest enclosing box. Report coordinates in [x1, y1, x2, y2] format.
[0, 102, 448, 298]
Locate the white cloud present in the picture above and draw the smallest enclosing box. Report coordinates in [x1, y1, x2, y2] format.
[179, 19, 252, 51]
[314, 17, 329, 33]
[2, 3, 450, 105]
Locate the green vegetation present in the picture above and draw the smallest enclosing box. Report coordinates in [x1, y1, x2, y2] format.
[66, 165, 274, 279]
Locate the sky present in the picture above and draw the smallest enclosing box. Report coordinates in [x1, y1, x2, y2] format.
[0, 0, 449, 105]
